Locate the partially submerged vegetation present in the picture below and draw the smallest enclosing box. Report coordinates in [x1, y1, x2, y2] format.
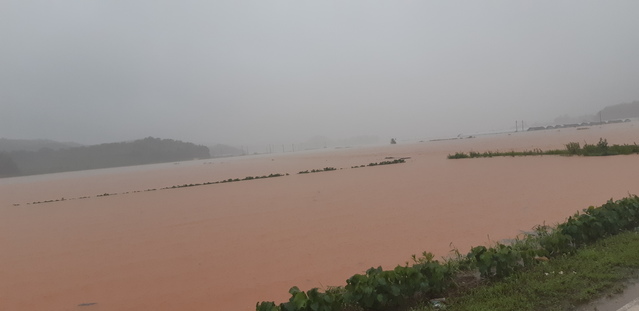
[351, 158, 407, 169]
[367, 158, 407, 166]
[256, 196, 639, 311]
[168, 173, 289, 188]
[21, 173, 289, 206]
[448, 138, 639, 159]
[13, 157, 407, 206]
[299, 167, 337, 174]
[295, 158, 406, 174]
[435, 231, 639, 311]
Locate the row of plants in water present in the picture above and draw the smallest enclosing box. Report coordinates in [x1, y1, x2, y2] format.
[165, 173, 289, 189]
[18, 174, 288, 206]
[24, 190, 155, 206]
[14, 157, 408, 206]
[351, 158, 407, 169]
[448, 138, 639, 159]
[296, 158, 407, 174]
[367, 158, 407, 166]
[256, 195, 639, 311]
[298, 167, 337, 174]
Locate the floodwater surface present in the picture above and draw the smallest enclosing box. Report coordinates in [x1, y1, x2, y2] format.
[1, 123, 638, 310]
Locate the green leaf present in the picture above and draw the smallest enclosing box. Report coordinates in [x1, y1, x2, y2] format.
[391, 285, 401, 297]
[289, 286, 301, 295]
[377, 277, 387, 286]
[377, 293, 386, 303]
[291, 292, 308, 308]
[256, 301, 279, 311]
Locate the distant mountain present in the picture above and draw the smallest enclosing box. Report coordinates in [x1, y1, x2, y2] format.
[0, 153, 20, 177]
[0, 138, 82, 153]
[552, 114, 597, 125]
[598, 101, 639, 120]
[548, 101, 639, 127]
[0, 137, 210, 177]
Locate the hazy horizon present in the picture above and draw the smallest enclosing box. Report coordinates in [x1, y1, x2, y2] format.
[2, 1, 639, 146]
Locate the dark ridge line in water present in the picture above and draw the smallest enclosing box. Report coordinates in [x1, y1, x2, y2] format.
[12, 158, 408, 207]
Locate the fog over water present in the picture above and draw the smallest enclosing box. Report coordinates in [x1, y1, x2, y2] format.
[2, 1, 639, 146]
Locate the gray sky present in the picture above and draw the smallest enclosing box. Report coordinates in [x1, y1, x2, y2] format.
[2, 1, 639, 146]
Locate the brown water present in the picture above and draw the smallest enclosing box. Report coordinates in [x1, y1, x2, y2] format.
[1, 123, 638, 310]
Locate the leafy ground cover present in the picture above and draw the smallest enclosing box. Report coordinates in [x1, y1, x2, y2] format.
[256, 196, 639, 311]
[448, 138, 639, 159]
[416, 230, 639, 311]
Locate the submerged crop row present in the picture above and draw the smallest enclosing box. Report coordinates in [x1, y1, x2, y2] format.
[256, 195, 639, 311]
[351, 158, 408, 169]
[164, 173, 289, 189]
[448, 138, 639, 159]
[12, 157, 407, 207]
[298, 167, 337, 174]
[300, 159, 407, 173]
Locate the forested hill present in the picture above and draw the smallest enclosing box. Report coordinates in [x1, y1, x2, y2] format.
[0, 138, 82, 152]
[0, 137, 210, 177]
[599, 101, 639, 120]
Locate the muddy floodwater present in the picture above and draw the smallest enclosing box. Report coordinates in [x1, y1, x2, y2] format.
[1, 123, 638, 310]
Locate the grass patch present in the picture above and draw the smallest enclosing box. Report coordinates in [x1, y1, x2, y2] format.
[448, 138, 639, 159]
[417, 230, 639, 311]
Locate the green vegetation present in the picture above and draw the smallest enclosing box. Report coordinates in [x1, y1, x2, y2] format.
[24, 173, 288, 205]
[298, 160, 406, 173]
[257, 252, 455, 311]
[298, 167, 337, 174]
[423, 230, 639, 311]
[367, 159, 406, 166]
[256, 196, 639, 311]
[168, 173, 288, 188]
[351, 159, 406, 169]
[17, 155, 406, 206]
[447, 149, 557, 159]
[448, 138, 639, 159]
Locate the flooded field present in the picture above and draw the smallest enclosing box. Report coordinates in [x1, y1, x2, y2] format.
[1, 123, 638, 310]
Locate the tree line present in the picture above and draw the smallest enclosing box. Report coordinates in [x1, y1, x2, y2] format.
[0, 137, 210, 177]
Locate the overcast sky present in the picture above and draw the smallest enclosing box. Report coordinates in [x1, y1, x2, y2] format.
[2, 1, 639, 146]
